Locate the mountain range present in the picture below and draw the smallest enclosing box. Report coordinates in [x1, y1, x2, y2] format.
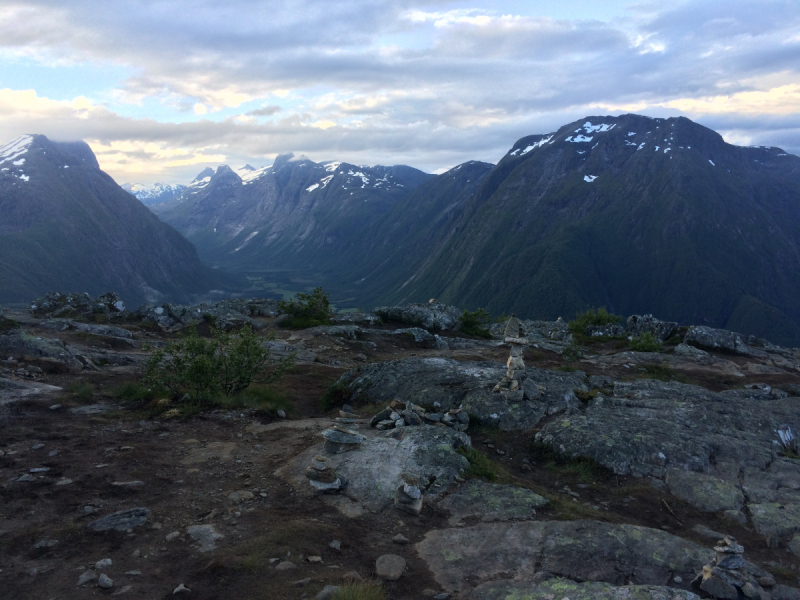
[122, 182, 186, 205]
[0, 134, 240, 307]
[151, 114, 800, 346]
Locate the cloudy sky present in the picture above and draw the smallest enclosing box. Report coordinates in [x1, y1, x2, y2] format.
[1, 0, 798, 184]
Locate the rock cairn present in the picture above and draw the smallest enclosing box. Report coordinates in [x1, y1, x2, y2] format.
[693, 536, 767, 599]
[336, 404, 360, 426]
[305, 455, 344, 492]
[321, 425, 365, 454]
[395, 480, 423, 515]
[370, 399, 469, 432]
[493, 316, 540, 400]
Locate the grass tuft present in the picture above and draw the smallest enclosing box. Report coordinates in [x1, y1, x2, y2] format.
[65, 382, 95, 401]
[333, 582, 386, 600]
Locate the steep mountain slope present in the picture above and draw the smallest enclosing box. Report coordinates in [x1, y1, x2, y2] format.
[0, 134, 240, 307]
[121, 182, 186, 205]
[152, 154, 433, 275]
[378, 115, 800, 345]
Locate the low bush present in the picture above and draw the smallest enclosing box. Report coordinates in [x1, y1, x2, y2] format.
[628, 332, 663, 352]
[143, 325, 292, 400]
[568, 307, 623, 335]
[561, 343, 583, 362]
[278, 287, 331, 329]
[458, 446, 504, 482]
[333, 582, 386, 600]
[65, 382, 95, 401]
[459, 308, 492, 338]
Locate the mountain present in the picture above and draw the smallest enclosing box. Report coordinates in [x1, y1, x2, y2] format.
[121, 182, 186, 205]
[0, 134, 242, 307]
[355, 114, 800, 346]
[151, 154, 433, 274]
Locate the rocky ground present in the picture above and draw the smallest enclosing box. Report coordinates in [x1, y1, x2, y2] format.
[2, 299, 800, 599]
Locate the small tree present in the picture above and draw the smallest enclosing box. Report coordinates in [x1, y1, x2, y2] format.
[459, 308, 492, 338]
[629, 331, 663, 353]
[143, 325, 291, 398]
[278, 287, 332, 329]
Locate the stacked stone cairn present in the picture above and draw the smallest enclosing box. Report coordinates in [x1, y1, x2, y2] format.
[395, 478, 423, 516]
[336, 404, 360, 426]
[305, 455, 344, 493]
[693, 537, 769, 599]
[493, 316, 541, 401]
[370, 399, 469, 432]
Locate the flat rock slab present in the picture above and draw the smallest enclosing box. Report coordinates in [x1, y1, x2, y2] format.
[180, 442, 236, 465]
[278, 425, 470, 512]
[437, 480, 549, 525]
[375, 554, 406, 580]
[186, 524, 224, 552]
[70, 404, 117, 415]
[0, 377, 61, 404]
[470, 578, 701, 600]
[416, 520, 713, 594]
[535, 378, 800, 502]
[88, 508, 149, 532]
[666, 469, 744, 512]
[337, 357, 587, 431]
[748, 503, 800, 538]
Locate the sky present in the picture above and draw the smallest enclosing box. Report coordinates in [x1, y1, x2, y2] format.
[0, 0, 798, 184]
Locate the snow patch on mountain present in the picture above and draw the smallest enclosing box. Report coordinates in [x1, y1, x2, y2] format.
[0, 135, 33, 167]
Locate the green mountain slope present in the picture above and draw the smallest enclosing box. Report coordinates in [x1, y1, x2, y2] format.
[0, 134, 241, 307]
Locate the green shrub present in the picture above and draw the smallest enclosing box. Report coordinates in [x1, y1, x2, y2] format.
[320, 381, 353, 411]
[278, 287, 331, 329]
[65, 382, 95, 401]
[629, 331, 662, 352]
[216, 384, 293, 415]
[459, 308, 492, 338]
[143, 325, 292, 399]
[333, 582, 386, 600]
[562, 343, 583, 362]
[568, 307, 623, 335]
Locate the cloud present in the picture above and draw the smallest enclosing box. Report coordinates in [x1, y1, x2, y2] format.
[0, 0, 798, 183]
[246, 104, 282, 117]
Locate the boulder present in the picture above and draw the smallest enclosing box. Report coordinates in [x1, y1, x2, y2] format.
[374, 303, 462, 332]
[684, 326, 766, 357]
[665, 469, 745, 513]
[278, 425, 470, 512]
[416, 520, 713, 594]
[375, 554, 406, 580]
[627, 314, 678, 341]
[437, 480, 548, 525]
[748, 503, 800, 538]
[470, 578, 702, 600]
[0, 330, 85, 371]
[335, 357, 587, 431]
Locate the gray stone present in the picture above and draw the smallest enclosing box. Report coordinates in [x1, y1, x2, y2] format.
[77, 570, 97, 586]
[395, 485, 423, 515]
[88, 508, 149, 532]
[275, 561, 297, 571]
[666, 469, 744, 512]
[691, 524, 727, 541]
[416, 520, 714, 594]
[626, 315, 678, 342]
[34, 539, 58, 549]
[788, 534, 800, 558]
[684, 326, 765, 357]
[374, 303, 462, 332]
[95, 558, 113, 569]
[699, 575, 738, 600]
[173, 583, 191, 594]
[316, 585, 341, 600]
[98, 573, 114, 589]
[393, 533, 409, 544]
[749, 503, 800, 537]
[186, 524, 224, 552]
[470, 578, 701, 600]
[375, 554, 406, 580]
[322, 428, 365, 445]
[437, 480, 548, 525]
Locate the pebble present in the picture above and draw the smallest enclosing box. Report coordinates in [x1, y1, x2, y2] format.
[125, 570, 142, 576]
[30, 467, 50, 473]
[173, 583, 191, 594]
[95, 558, 113, 569]
[98, 573, 114, 589]
[34, 539, 59, 549]
[15, 474, 35, 482]
[49, 404, 61, 410]
[375, 554, 406, 580]
[433, 594, 451, 600]
[329, 539, 341, 551]
[31, 444, 45, 450]
[307, 556, 323, 563]
[316, 585, 341, 600]
[275, 561, 297, 570]
[277, 409, 287, 418]
[48, 449, 59, 456]
[166, 531, 180, 542]
[392, 533, 409, 545]
[77, 569, 97, 586]
[112, 584, 133, 595]
[292, 578, 311, 586]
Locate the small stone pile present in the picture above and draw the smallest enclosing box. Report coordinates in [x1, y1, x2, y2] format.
[336, 404, 360, 426]
[321, 425, 365, 454]
[370, 399, 469, 432]
[395, 482, 423, 516]
[305, 455, 344, 492]
[693, 536, 764, 599]
[493, 316, 540, 400]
